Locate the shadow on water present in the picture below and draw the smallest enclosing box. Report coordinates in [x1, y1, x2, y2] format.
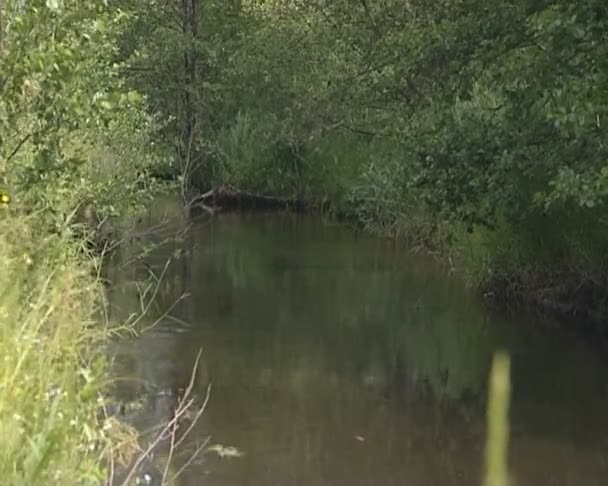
[105, 204, 608, 486]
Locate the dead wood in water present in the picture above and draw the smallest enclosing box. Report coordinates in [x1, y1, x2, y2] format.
[189, 186, 313, 213]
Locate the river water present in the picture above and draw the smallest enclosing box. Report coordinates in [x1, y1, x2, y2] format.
[106, 206, 608, 486]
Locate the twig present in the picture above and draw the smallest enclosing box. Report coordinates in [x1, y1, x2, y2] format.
[168, 436, 211, 484]
[186, 187, 215, 207]
[173, 383, 210, 450]
[6, 132, 32, 162]
[119, 393, 194, 485]
[119, 349, 206, 486]
[161, 408, 179, 484]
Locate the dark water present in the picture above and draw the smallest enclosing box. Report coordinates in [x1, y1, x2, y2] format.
[106, 207, 608, 486]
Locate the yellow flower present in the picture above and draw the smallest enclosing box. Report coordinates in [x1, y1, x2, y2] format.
[0, 193, 9, 204]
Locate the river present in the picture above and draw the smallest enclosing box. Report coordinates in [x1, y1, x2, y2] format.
[105, 206, 608, 486]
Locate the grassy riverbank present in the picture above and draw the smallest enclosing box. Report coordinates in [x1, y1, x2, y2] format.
[0, 213, 110, 484]
[0, 2, 166, 482]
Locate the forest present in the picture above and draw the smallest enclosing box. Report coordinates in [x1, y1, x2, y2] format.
[0, 0, 607, 484]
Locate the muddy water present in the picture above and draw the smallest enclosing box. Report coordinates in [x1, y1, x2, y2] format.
[106, 208, 608, 486]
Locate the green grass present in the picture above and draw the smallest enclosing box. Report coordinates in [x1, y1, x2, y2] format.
[0, 213, 113, 485]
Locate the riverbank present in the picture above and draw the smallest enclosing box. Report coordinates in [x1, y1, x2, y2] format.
[189, 186, 608, 334]
[0, 213, 113, 484]
[0, 1, 169, 480]
[355, 216, 608, 333]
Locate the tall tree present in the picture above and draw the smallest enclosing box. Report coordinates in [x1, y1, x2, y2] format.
[178, 0, 200, 197]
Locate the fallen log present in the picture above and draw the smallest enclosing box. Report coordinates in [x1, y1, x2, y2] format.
[190, 186, 312, 212]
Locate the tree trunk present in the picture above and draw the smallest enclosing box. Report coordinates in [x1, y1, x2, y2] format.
[179, 0, 200, 199]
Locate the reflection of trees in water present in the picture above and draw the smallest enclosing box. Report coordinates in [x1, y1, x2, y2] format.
[105, 211, 608, 485]
[395, 310, 494, 403]
[112, 211, 501, 408]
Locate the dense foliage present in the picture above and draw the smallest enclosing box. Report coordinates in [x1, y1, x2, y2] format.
[0, 0, 160, 222]
[114, 0, 608, 317]
[0, 1, 160, 483]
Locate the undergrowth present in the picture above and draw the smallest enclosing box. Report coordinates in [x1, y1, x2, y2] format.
[0, 212, 117, 484]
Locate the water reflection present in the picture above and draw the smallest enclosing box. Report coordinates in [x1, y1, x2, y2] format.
[107, 209, 608, 486]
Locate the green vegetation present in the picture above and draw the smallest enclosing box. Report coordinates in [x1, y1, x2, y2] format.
[0, 0, 605, 482]
[117, 0, 608, 321]
[0, 215, 108, 484]
[0, 0, 161, 483]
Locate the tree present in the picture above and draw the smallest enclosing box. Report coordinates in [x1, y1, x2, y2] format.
[0, 0, 158, 217]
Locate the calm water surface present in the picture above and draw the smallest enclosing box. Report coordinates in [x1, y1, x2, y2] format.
[106, 208, 608, 486]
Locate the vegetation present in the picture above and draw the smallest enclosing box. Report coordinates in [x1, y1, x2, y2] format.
[0, 0, 161, 483]
[116, 0, 608, 321]
[1, 0, 606, 482]
[0, 215, 108, 484]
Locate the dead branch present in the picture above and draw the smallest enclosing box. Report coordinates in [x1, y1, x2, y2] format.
[190, 185, 313, 212]
[117, 350, 209, 486]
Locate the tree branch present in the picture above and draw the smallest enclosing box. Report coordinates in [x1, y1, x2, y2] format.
[6, 132, 32, 162]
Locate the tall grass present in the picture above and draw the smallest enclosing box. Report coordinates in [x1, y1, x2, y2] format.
[0, 213, 111, 485]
